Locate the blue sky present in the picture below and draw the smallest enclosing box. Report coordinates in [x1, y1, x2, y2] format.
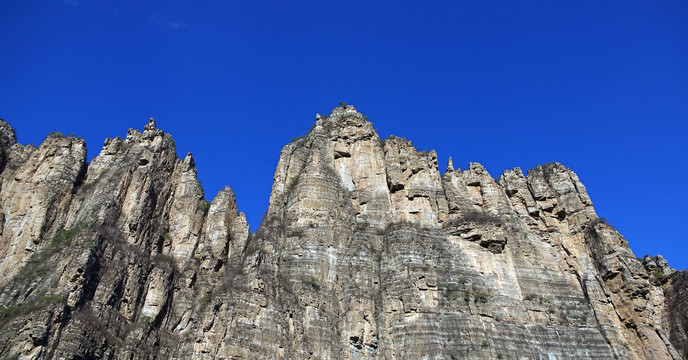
[1, 1, 686, 269]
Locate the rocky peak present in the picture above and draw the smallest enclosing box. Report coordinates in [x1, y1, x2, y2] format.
[446, 156, 455, 172]
[330, 103, 360, 116]
[643, 254, 676, 277]
[145, 116, 157, 131]
[0, 119, 16, 149]
[0, 129, 87, 279]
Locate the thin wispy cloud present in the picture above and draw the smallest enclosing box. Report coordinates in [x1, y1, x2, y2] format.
[149, 14, 189, 30]
[168, 21, 188, 29]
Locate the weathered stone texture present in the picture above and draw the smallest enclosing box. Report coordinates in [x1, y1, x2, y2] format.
[0, 107, 684, 359]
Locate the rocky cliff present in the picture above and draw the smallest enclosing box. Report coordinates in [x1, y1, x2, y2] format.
[0, 106, 684, 359]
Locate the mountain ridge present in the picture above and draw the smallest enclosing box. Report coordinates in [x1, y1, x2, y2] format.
[0, 105, 685, 359]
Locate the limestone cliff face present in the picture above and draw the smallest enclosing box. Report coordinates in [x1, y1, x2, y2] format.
[0, 107, 684, 360]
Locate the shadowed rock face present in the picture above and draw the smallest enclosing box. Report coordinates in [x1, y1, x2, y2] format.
[0, 109, 684, 360]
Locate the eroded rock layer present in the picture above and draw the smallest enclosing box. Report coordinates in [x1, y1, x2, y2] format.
[0, 107, 684, 360]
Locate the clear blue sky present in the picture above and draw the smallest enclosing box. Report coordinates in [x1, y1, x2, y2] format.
[1, 1, 686, 269]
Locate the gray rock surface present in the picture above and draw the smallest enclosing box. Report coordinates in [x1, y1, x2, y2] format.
[0, 106, 684, 359]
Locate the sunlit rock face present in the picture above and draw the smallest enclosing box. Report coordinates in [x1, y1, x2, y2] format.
[0, 109, 684, 360]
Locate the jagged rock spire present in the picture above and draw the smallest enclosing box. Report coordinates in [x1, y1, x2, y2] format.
[145, 117, 157, 131]
[0, 119, 17, 149]
[447, 157, 454, 172]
